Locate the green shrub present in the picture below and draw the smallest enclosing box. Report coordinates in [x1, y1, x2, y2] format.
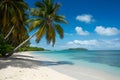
[0, 35, 13, 57]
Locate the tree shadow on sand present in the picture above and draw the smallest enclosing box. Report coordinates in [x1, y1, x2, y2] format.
[0, 54, 74, 69]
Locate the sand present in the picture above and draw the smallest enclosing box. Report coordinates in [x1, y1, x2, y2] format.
[0, 52, 77, 80]
[0, 52, 120, 80]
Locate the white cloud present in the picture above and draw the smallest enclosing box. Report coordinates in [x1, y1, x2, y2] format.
[75, 26, 89, 35]
[76, 14, 94, 23]
[67, 39, 120, 50]
[68, 39, 98, 46]
[95, 26, 120, 36]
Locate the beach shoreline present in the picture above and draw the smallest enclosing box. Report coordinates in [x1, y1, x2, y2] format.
[0, 51, 120, 80]
[0, 52, 77, 80]
[31, 51, 120, 80]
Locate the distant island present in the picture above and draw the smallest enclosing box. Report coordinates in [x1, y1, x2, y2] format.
[67, 48, 88, 51]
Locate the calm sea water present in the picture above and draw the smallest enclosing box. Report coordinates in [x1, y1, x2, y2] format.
[31, 50, 120, 75]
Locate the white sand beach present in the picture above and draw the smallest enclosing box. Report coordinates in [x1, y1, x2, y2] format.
[0, 52, 77, 80]
[0, 52, 120, 80]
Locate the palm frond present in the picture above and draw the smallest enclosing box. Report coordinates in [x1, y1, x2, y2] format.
[17, 1, 29, 10]
[54, 15, 68, 24]
[46, 24, 56, 46]
[53, 3, 61, 13]
[36, 24, 46, 43]
[29, 19, 43, 32]
[35, 1, 45, 8]
[55, 23, 64, 39]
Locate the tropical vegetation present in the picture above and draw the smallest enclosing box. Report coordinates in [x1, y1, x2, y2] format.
[0, 35, 13, 57]
[29, 0, 67, 46]
[0, 0, 29, 47]
[0, 0, 67, 57]
[68, 48, 88, 51]
[18, 46, 46, 52]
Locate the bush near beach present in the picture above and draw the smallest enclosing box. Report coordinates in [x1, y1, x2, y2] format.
[0, 35, 13, 57]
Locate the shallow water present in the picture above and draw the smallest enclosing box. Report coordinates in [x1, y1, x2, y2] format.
[31, 50, 120, 79]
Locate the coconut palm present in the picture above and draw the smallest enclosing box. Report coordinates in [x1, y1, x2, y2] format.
[29, 0, 67, 46]
[7, 13, 30, 47]
[3, 0, 67, 57]
[0, 0, 29, 39]
[0, 0, 30, 57]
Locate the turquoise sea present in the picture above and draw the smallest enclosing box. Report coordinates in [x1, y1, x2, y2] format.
[31, 50, 120, 79]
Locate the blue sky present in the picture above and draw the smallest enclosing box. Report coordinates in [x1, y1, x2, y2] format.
[25, 0, 120, 50]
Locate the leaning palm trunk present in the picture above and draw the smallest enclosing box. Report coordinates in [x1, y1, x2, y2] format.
[5, 32, 37, 57]
[4, 25, 14, 40]
[14, 32, 36, 52]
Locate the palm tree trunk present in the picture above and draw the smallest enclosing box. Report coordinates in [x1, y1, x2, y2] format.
[4, 25, 14, 40]
[14, 32, 36, 52]
[5, 32, 37, 57]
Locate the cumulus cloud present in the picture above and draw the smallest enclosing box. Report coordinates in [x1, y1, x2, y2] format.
[95, 26, 120, 36]
[76, 14, 94, 23]
[67, 39, 120, 50]
[75, 26, 89, 35]
[68, 40, 98, 46]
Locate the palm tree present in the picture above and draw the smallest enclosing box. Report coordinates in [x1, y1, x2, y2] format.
[0, 0, 30, 57]
[7, 13, 30, 47]
[2, 0, 67, 57]
[0, 0, 29, 40]
[5, 0, 67, 57]
[29, 0, 68, 46]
